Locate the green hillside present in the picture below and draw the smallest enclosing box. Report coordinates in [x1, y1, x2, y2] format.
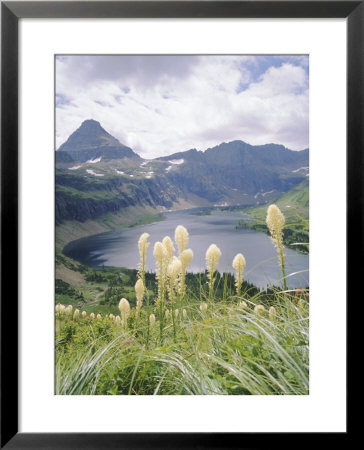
[244, 178, 308, 222]
[239, 179, 309, 253]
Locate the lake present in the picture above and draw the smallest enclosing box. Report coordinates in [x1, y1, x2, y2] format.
[63, 209, 309, 289]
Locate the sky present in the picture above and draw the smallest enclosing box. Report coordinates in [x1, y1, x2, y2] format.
[56, 55, 309, 158]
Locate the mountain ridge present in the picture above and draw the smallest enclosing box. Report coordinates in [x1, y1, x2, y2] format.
[55, 120, 309, 229]
[58, 119, 308, 161]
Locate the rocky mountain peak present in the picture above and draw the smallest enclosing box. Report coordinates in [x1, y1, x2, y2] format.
[57, 120, 139, 161]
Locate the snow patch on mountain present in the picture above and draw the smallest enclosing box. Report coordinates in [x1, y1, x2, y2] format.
[86, 156, 102, 164]
[292, 166, 309, 173]
[86, 169, 104, 177]
[168, 159, 184, 165]
[68, 165, 82, 170]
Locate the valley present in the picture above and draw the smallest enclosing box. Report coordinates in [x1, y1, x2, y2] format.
[55, 119, 309, 307]
[56, 119, 309, 250]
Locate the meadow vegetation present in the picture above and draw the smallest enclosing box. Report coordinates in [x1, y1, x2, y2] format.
[56, 205, 309, 395]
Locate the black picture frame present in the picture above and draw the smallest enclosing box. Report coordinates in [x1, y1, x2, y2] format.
[1, 1, 357, 448]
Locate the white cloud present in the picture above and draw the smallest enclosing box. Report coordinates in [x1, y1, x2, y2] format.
[56, 55, 308, 157]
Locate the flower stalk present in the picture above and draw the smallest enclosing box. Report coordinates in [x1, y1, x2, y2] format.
[119, 298, 131, 329]
[205, 244, 221, 302]
[232, 253, 246, 298]
[266, 204, 287, 291]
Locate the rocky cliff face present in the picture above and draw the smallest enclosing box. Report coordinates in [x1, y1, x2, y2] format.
[55, 174, 183, 224]
[55, 151, 74, 163]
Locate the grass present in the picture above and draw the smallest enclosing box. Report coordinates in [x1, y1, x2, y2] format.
[244, 179, 309, 223]
[56, 286, 309, 395]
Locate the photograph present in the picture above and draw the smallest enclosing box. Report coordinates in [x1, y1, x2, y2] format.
[55, 54, 309, 395]
[0, 0, 356, 444]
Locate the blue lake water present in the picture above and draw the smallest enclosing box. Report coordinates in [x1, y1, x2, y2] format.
[63, 209, 309, 289]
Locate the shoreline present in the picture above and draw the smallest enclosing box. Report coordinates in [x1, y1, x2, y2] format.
[59, 208, 308, 289]
[55, 197, 217, 252]
[56, 206, 166, 251]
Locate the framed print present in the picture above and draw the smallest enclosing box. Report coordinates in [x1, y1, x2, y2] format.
[1, 0, 357, 447]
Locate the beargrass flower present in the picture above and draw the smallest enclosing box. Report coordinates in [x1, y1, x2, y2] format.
[153, 241, 168, 305]
[149, 313, 156, 326]
[81, 311, 87, 318]
[269, 306, 277, 320]
[90, 313, 95, 319]
[65, 305, 73, 316]
[200, 302, 208, 312]
[180, 248, 193, 267]
[206, 244, 221, 301]
[239, 300, 248, 309]
[96, 314, 102, 320]
[175, 225, 189, 255]
[232, 253, 246, 297]
[167, 257, 182, 308]
[73, 309, 80, 320]
[179, 248, 193, 298]
[168, 256, 182, 280]
[167, 257, 182, 340]
[135, 278, 144, 318]
[254, 305, 265, 315]
[138, 232, 150, 284]
[153, 241, 166, 261]
[115, 315, 121, 325]
[138, 232, 150, 255]
[119, 298, 130, 329]
[206, 244, 221, 279]
[162, 236, 175, 261]
[266, 204, 287, 290]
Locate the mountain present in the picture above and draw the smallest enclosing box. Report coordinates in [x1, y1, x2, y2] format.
[158, 141, 308, 201]
[55, 121, 309, 232]
[57, 119, 139, 162]
[158, 141, 308, 167]
[55, 151, 74, 163]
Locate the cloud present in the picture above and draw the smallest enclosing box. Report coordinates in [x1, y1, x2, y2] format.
[56, 55, 309, 157]
[56, 55, 199, 88]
